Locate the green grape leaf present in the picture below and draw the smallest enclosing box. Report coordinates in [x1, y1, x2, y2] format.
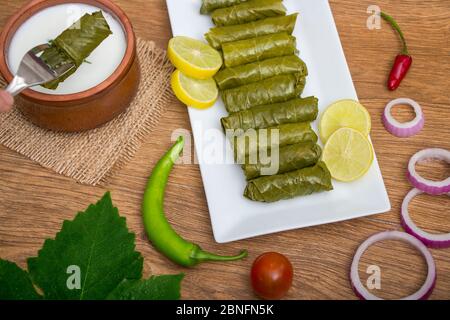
[27, 192, 142, 300]
[0, 192, 183, 300]
[0, 259, 42, 300]
[107, 274, 184, 300]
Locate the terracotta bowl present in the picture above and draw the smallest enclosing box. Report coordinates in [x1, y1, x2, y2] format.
[0, 0, 139, 132]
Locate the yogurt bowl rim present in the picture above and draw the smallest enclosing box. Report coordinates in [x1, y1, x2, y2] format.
[0, 0, 136, 105]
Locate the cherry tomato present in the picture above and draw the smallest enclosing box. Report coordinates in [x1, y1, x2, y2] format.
[250, 252, 293, 300]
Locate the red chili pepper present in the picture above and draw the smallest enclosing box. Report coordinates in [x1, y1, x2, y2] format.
[381, 12, 412, 91]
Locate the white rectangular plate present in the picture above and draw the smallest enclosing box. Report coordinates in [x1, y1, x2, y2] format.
[166, 0, 391, 243]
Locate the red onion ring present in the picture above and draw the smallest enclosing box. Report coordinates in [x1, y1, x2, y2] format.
[407, 148, 450, 195]
[350, 231, 436, 300]
[401, 188, 450, 248]
[382, 98, 424, 137]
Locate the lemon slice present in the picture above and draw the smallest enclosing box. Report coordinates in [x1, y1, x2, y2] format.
[319, 99, 371, 143]
[171, 70, 218, 109]
[168, 36, 222, 79]
[322, 128, 374, 182]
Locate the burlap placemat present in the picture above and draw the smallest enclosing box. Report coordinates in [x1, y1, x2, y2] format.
[0, 38, 173, 185]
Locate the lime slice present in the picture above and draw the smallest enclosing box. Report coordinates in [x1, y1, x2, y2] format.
[168, 36, 222, 79]
[171, 70, 218, 109]
[322, 128, 374, 182]
[319, 99, 371, 143]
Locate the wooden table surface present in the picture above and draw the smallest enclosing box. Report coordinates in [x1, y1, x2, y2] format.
[0, 0, 449, 300]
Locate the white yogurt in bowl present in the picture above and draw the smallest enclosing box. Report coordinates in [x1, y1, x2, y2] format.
[7, 3, 127, 95]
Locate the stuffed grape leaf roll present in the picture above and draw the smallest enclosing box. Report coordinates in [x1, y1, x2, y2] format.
[222, 33, 296, 68]
[211, 0, 286, 27]
[222, 73, 305, 113]
[205, 14, 298, 50]
[200, 0, 247, 14]
[242, 143, 322, 180]
[230, 122, 318, 161]
[40, 11, 112, 89]
[244, 161, 333, 202]
[215, 55, 307, 90]
[221, 97, 318, 131]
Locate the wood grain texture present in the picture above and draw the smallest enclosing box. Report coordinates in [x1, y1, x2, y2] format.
[0, 0, 449, 300]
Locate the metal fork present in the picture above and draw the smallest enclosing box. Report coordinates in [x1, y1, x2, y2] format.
[5, 43, 75, 96]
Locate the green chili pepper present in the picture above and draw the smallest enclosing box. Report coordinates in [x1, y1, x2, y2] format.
[142, 136, 248, 267]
